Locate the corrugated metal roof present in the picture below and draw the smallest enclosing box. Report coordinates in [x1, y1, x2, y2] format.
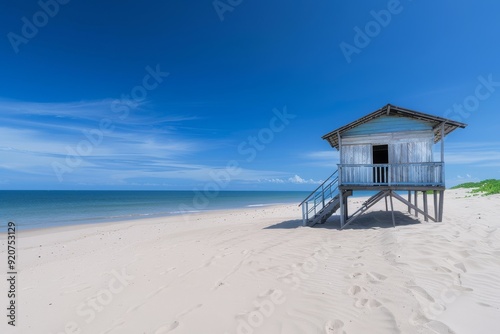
[322, 104, 467, 150]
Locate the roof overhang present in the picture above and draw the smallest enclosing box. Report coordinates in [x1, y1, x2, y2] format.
[322, 104, 467, 150]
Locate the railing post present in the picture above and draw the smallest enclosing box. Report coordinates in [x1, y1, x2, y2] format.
[388, 164, 391, 186]
[322, 186, 325, 208]
[441, 162, 445, 186]
[305, 202, 309, 223]
[302, 203, 305, 225]
[338, 164, 342, 186]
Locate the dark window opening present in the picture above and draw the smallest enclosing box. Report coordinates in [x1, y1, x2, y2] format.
[372, 145, 389, 184]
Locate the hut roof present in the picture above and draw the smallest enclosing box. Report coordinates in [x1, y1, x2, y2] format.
[322, 104, 467, 150]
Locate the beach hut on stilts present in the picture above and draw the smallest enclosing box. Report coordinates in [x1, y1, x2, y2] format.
[299, 104, 467, 228]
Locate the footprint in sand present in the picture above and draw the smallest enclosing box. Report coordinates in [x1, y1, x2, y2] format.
[169, 321, 179, 330]
[408, 310, 429, 327]
[352, 262, 364, 268]
[159, 267, 176, 275]
[347, 285, 362, 296]
[258, 289, 276, 297]
[367, 299, 382, 308]
[345, 272, 363, 279]
[425, 320, 455, 334]
[366, 272, 387, 282]
[451, 285, 473, 292]
[453, 262, 467, 273]
[432, 266, 452, 273]
[354, 298, 368, 308]
[154, 320, 179, 333]
[354, 298, 381, 309]
[454, 250, 471, 258]
[408, 285, 435, 302]
[325, 319, 346, 334]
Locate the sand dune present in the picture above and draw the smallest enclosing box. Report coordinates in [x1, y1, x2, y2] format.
[1, 188, 499, 334]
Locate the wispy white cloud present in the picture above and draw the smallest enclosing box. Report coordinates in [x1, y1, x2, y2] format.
[0, 98, 199, 123]
[306, 150, 339, 160]
[0, 99, 207, 183]
[300, 150, 339, 167]
[0, 99, 333, 188]
[261, 174, 322, 185]
[438, 142, 500, 166]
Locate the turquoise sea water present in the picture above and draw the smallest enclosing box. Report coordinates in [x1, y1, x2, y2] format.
[0, 191, 311, 231]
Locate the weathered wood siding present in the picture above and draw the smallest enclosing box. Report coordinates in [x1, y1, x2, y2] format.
[389, 140, 433, 163]
[388, 139, 434, 183]
[342, 130, 433, 146]
[339, 115, 436, 185]
[343, 115, 433, 137]
[341, 144, 372, 183]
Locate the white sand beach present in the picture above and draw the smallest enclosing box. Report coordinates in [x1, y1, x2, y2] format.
[2, 189, 499, 334]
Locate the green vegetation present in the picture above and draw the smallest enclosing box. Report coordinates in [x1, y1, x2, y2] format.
[452, 179, 500, 196]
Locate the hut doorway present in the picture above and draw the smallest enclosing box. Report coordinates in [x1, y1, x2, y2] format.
[372, 145, 389, 184]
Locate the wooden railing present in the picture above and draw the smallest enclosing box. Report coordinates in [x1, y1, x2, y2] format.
[338, 162, 444, 186]
[299, 170, 339, 225]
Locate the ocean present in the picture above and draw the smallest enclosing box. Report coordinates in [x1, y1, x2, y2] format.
[0, 191, 311, 231]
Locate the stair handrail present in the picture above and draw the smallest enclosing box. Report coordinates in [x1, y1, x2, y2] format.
[298, 169, 338, 207]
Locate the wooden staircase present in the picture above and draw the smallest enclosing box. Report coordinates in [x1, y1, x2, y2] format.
[299, 170, 348, 227]
[310, 194, 341, 226]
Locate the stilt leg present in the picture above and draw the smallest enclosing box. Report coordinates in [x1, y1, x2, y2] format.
[407, 191, 411, 213]
[414, 191, 418, 218]
[433, 190, 438, 222]
[438, 190, 444, 222]
[344, 195, 349, 222]
[423, 191, 428, 222]
[385, 196, 388, 211]
[339, 190, 345, 228]
[389, 191, 396, 228]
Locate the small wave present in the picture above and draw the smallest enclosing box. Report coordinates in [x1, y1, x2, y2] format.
[168, 210, 202, 214]
[246, 202, 286, 207]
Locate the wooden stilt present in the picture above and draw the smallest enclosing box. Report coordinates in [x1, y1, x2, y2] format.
[407, 191, 411, 213]
[389, 191, 396, 227]
[339, 190, 345, 228]
[344, 194, 349, 222]
[414, 191, 418, 217]
[385, 196, 388, 211]
[438, 190, 444, 222]
[423, 191, 428, 222]
[433, 190, 438, 222]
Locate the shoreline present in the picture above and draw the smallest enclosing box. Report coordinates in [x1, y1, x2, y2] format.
[1, 189, 419, 233]
[0, 189, 311, 232]
[6, 203, 297, 237]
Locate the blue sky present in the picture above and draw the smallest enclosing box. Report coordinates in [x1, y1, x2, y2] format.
[0, 0, 499, 190]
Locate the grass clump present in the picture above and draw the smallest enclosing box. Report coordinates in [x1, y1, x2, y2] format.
[452, 179, 500, 196]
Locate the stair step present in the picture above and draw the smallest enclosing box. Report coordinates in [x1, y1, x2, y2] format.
[301, 169, 348, 227]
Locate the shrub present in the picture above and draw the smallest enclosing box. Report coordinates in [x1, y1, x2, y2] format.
[452, 179, 500, 196]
